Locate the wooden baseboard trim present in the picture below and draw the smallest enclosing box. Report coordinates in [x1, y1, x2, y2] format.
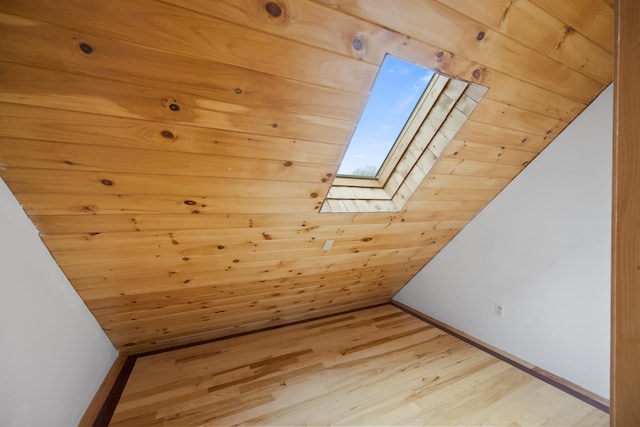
[392, 301, 610, 413]
[92, 355, 137, 427]
[78, 354, 131, 427]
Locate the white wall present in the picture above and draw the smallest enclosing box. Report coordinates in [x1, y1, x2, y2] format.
[394, 85, 612, 398]
[0, 178, 118, 426]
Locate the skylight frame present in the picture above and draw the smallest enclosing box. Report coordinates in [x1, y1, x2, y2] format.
[321, 65, 487, 214]
[330, 74, 449, 190]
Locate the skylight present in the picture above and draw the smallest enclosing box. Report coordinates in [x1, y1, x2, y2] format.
[337, 55, 436, 178]
[321, 59, 488, 214]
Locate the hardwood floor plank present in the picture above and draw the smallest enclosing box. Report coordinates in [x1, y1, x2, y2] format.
[109, 305, 608, 426]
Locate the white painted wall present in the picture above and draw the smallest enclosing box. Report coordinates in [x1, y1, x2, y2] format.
[0, 178, 118, 426]
[394, 85, 612, 398]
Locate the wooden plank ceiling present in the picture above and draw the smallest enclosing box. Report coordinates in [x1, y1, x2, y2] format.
[0, 0, 612, 354]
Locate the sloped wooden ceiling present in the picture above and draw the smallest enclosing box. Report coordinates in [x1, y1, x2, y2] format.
[0, 0, 612, 353]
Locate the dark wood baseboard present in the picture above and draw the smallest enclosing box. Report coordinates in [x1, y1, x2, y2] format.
[392, 300, 610, 413]
[91, 355, 137, 427]
[78, 354, 132, 427]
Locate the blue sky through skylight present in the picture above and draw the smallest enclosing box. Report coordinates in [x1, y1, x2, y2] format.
[337, 55, 436, 177]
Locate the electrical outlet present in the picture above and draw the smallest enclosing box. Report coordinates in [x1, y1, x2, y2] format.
[495, 303, 505, 318]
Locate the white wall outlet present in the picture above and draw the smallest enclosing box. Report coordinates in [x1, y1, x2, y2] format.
[495, 303, 505, 318]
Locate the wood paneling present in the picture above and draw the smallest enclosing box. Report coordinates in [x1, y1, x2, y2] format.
[0, 0, 613, 353]
[439, 0, 612, 84]
[109, 305, 608, 426]
[611, 1, 640, 425]
[0, 104, 345, 164]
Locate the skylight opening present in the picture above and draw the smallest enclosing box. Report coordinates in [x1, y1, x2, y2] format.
[337, 55, 436, 178]
[321, 55, 488, 214]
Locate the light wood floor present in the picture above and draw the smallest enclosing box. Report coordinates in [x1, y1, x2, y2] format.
[110, 305, 609, 426]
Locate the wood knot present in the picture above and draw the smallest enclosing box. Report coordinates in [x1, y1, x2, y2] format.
[361, 237, 372, 242]
[162, 98, 180, 111]
[476, 31, 485, 41]
[272, 123, 278, 128]
[352, 36, 363, 51]
[351, 34, 367, 58]
[100, 179, 113, 186]
[472, 68, 483, 80]
[184, 200, 197, 205]
[79, 42, 93, 54]
[564, 26, 574, 35]
[234, 88, 242, 94]
[265, 2, 282, 18]
[284, 161, 292, 167]
[437, 51, 444, 58]
[217, 245, 225, 249]
[160, 130, 175, 139]
[310, 192, 318, 198]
